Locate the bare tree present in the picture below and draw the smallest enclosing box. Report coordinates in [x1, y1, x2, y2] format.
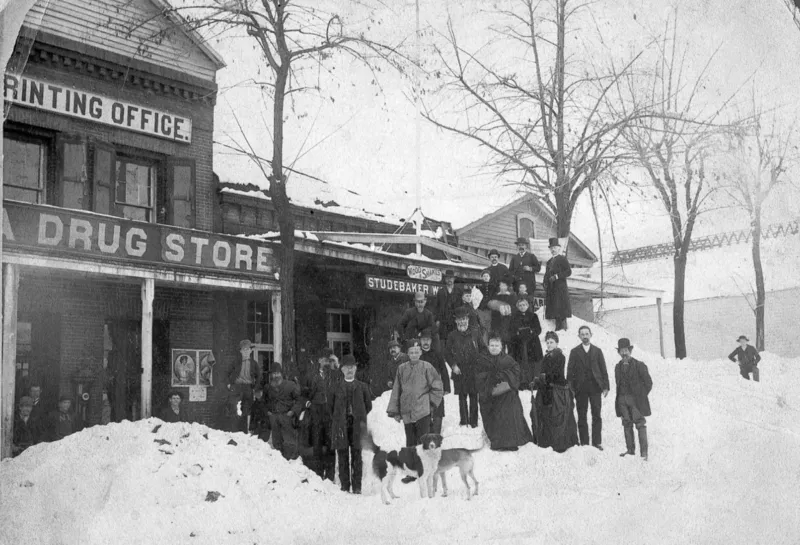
[149, 0, 403, 376]
[721, 98, 798, 351]
[611, 17, 741, 359]
[422, 0, 645, 239]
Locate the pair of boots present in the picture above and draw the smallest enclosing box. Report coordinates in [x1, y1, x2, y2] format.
[619, 426, 648, 461]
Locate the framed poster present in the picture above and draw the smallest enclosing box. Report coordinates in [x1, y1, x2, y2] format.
[171, 349, 216, 387]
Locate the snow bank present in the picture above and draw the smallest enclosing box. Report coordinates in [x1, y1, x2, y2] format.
[3, 316, 799, 545]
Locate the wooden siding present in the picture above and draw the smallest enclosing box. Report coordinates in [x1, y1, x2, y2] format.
[458, 200, 596, 263]
[24, 0, 217, 82]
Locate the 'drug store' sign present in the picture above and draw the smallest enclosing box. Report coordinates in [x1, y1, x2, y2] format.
[3, 73, 193, 143]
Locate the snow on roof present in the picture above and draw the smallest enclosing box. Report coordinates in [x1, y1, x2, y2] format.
[593, 234, 800, 310]
[3, 314, 799, 545]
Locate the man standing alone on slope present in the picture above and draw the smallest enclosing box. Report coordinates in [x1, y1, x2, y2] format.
[567, 326, 609, 450]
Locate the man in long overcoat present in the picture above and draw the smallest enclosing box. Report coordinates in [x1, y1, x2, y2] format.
[614, 338, 653, 461]
[433, 270, 464, 348]
[567, 326, 609, 450]
[544, 238, 572, 331]
[446, 307, 486, 428]
[509, 237, 541, 294]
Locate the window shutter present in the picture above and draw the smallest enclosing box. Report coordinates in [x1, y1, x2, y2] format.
[57, 135, 88, 210]
[167, 158, 195, 228]
[92, 143, 117, 216]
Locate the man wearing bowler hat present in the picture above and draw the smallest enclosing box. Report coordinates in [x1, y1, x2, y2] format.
[382, 339, 409, 394]
[728, 335, 761, 382]
[614, 338, 653, 461]
[544, 237, 572, 331]
[509, 236, 541, 294]
[486, 248, 510, 297]
[433, 269, 463, 348]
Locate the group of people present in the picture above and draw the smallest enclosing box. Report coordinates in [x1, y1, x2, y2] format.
[11, 385, 83, 457]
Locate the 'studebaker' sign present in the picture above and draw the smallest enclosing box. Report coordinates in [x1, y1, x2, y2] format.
[3, 73, 192, 143]
[366, 274, 441, 296]
[2, 202, 277, 276]
[406, 264, 442, 282]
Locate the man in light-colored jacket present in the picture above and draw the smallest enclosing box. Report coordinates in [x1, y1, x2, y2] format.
[387, 339, 444, 448]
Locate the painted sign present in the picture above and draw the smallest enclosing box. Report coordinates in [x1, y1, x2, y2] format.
[406, 264, 442, 282]
[3, 73, 192, 143]
[366, 274, 441, 296]
[2, 202, 278, 277]
[172, 349, 215, 388]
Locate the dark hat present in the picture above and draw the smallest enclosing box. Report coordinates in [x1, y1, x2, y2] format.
[499, 274, 514, 286]
[737, 335, 749, 342]
[269, 362, 283, 375]
[544, 331, 559, 343]
[168, 390, 184, 400]
[59, 395, 72, 403]
[341, 355, 357, 368]
[405, 338, 422, 351]
[548, 237, 561, 248]
[239, 339, 253, 350]
[318, 347, 335, 360]
[443, 269, 455, 278]
[19, 396, 34, 408]
[616, 338, 634, 351]
[454, 306, 469, 319]
[420, 328, 433, 340]
[387, 339, 401, 349]
[488, 248, 500, 258]
[515, 237, 528, 246]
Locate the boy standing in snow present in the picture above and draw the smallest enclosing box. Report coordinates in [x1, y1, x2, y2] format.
[728, 335, 761, 382]
[614, 339, 653, 461]
[265, 363, 303, 460]
[329, 355, 372, 494]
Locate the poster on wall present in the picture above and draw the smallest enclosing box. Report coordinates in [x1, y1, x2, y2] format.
[171, 349, 216, 387]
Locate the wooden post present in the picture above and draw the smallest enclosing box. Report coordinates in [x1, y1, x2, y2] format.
[140, 277, 154, 419]
[1, 264, 20, 459]
[656, 297, 665, 359]
[271, 290, 282, 365]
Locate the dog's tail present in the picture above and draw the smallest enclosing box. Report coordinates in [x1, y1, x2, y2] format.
[359, 422, 381, 454]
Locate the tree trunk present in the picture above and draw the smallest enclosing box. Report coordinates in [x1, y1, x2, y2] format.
[751, 210, 766, 351]
[672, 251, 688, 359]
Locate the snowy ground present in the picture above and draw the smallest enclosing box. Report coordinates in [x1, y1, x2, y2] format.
[3, 320, 799, 545]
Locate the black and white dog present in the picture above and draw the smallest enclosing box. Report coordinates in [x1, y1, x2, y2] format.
[362, 427, 443, 504]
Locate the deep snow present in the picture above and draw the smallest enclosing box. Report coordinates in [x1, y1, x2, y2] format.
[2, 319, 799, 545]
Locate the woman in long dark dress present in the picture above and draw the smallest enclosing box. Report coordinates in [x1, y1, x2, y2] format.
[475, 333, 532, 451]
[530, 331, 578, 453]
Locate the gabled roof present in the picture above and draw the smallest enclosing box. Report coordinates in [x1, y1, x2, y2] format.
[456, 193, 598, 262]
[149, 0, 226, 70]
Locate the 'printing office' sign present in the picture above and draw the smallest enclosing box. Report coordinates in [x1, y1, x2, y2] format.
[3, 73, 193, 143]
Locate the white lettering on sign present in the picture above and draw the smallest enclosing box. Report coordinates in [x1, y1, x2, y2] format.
[406, 265, 442, 282]
[3, 73, 193, 143]
[365, 274, 441, 296]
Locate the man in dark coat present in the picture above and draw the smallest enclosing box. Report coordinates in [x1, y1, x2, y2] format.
[614, 338, 653, 461]
[380, 340, 409, 395]
[433, 270, 464, 348]
[29, 384, 45, 422]
[544, 238, 572, 331]
[486, 249, 509, 297]
[728, 335, 761, 382]
[13, 396, 42, 457]
[446, 307, 486, 428]
[398, 291, 437, 345]
[226, 339, 263, 432]
[567, 325, 610, 450]
[509, 237, 541, 294]
[300, 348, 342, 481]
[475, 333, 532, 451]
[158, 390, 192, 423]
[265, 363, 304, 460]
[46, 396, 81, 442]
[421, 328, 450, 434]
[329, 355, 373, 493]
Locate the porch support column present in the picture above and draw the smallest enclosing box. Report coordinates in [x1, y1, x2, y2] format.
[1, 264, 20, 459]
[140, 277, 154, 419]
[656, 297, 665, 359]
[271, 290, 282, 365]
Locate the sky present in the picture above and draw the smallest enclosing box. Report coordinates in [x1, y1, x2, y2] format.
[3, 313, 799, 545]
[210, 0, 800, 252]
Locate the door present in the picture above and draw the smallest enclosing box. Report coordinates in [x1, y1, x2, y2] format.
[150, 320, 171, 413]
[107, 320, 141, 421]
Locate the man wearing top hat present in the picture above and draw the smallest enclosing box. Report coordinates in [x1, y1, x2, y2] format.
[509, 237, 541, 294]
[433, 269, 464, 348]
[544, 237, 572, 331]
[728, 335, 761, 382]
[486, 248, 510, 297]
[614, 338, 653, 461]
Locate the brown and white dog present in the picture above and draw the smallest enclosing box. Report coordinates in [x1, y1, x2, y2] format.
[362, 428, 443, 504]
[432, 447, 481, 500]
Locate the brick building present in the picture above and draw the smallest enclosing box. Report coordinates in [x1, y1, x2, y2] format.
[1, 0, 281, 457]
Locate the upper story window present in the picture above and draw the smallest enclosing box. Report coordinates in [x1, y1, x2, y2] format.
[517, 213, 536, 240]
[3, 123, 195, 228]
[2, 134, 47, 204]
